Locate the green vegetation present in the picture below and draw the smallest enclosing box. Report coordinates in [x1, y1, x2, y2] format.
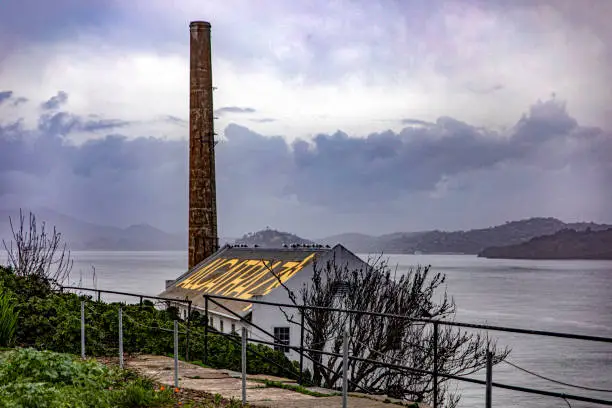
[0, 348, 173, 408]
[0, 265, 300, 381]
[0, 293, 18, 347]
[259, 379, 337, 397]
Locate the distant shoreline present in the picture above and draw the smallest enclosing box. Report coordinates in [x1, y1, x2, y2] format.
[56, 249, 612, 262]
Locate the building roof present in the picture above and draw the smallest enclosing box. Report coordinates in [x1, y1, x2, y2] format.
[159, 244, 334, 317]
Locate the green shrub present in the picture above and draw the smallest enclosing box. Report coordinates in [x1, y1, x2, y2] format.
[0, 293, 18, 347]
[0, 348, 172, 408]
[0, 266, 301, 381]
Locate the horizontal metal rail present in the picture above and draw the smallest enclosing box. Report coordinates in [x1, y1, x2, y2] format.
[60, 286, 192, 305]
[206, 294, 612, 343]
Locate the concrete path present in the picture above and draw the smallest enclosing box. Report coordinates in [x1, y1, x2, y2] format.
[121, 355, 424, 408]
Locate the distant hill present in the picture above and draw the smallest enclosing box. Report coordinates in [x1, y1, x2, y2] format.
[321, 218, 612, 254]
[235, 229, 313, 247]
[478, 228, 612, 260]
[0, 208, 186, 251]
[320, 232, 427, 253]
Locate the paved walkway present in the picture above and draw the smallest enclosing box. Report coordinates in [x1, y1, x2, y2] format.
[121, 355, 424, 408]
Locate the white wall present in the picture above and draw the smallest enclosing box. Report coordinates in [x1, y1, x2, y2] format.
[250, 246, 368, 372]
[250, 262, 314, 362]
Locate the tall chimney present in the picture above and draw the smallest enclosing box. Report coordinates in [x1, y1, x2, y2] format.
[189, 21, 218, 269]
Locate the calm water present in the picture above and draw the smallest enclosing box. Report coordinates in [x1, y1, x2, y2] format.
[3, 251, 611, 407]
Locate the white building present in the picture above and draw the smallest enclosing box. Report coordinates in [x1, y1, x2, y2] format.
[159, 243, 368, 362]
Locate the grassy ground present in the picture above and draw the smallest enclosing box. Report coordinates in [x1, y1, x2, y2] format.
[0, 348, 255, 408]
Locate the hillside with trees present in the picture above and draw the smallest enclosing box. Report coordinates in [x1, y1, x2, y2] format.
[478, 228, 612, 260]
[321, 218, 611, 254]
[234, 228, 313, 247]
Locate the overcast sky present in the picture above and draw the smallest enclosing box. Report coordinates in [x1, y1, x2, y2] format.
[0, 0, 611, 238]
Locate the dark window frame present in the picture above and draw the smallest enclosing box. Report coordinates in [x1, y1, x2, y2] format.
[273, 327, 291, 353]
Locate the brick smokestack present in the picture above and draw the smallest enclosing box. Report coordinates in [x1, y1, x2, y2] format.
[189, 21, 218, 269]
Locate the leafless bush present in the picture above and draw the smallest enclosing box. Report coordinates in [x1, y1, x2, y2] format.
[271, 254, 510, 407]
[2, 209, 73, 288]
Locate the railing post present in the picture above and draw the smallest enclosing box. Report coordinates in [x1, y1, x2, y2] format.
[486, 350, 493, 408]
[139, 296, 143, 307]
[204, 295, 209, 365]
[97, 290, 101, 302]
[174, 320, 179, 389]
[299, 307, 305, 386]
[81, 301, 85, 359]
[433, 322, 439, 408]
[342, 320, 349, 408]
[241, 326, 247, 404]
[119, 307, 124, 369]
[186, 302, 192, 361]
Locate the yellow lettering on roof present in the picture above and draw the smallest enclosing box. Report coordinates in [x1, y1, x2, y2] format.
[235, 260, 282, 298]
[198, 258, 240, 293]
[217, 259, 264, 295]
[250, 254, 316, 296]
[177, 258, 224, 289]
[172, 253, 316, 300]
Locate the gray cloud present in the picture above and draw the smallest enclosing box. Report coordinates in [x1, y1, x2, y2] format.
[250, 118, 276, 123]
[0, 95, 610, 237]
[0, 91, 12, 105]
[36, 111, 130, 136]
[164, 115, 187, 125]
[214, 106, 257, 116]
[12, 97, 27, 106]
[0, 91, 28, 107]
[465, 83, 504, 94]
[401, 118, 434, 127]
[41, 91, 69, 110]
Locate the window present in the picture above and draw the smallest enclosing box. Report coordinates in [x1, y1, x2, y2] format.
[220, 319, 224, 333]
[331, 280, 350, 298]
[273, 327, 290, 353]
[210, 316, 215, 328]
[231, 323, 236, 334]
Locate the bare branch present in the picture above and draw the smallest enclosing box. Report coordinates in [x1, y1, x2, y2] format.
[2, 209, 73, 288]
[266, 250, 510, 407]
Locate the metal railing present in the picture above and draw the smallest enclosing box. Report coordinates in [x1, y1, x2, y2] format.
[203, 293, 612, 408]
[60, 286, 194, 360]
[59, 286, 612, 407]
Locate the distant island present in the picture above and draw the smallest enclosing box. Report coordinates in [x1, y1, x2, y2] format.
[478, 228, 612, 260]
[234, 228, 313, 247]
[319, 217, 611, 255]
